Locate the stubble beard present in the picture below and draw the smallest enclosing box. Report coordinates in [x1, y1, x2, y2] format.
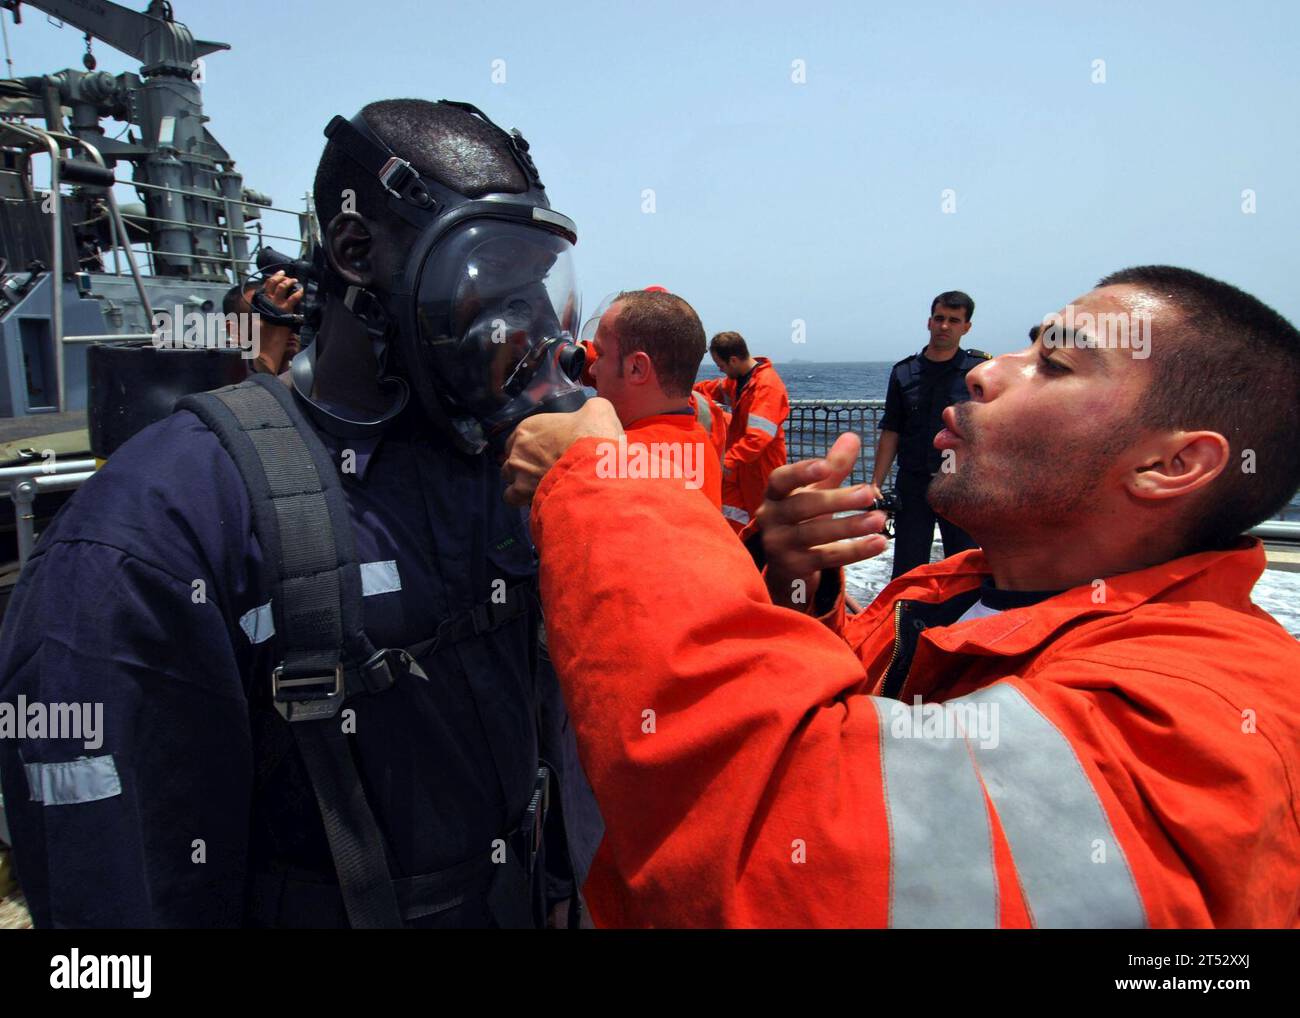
[927, 424, 1115, 538]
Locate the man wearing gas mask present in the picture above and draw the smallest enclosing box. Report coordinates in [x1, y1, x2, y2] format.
[0, 99, 601, 928]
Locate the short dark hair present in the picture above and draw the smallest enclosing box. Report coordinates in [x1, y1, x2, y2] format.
[709, 331, 749, 362]
[222, 280, 256, 315]
[931, 290, 975, 321]
[312, 99, 528, 233]
[1097, 265, 1300, 551]
[608, 290, 706, 397]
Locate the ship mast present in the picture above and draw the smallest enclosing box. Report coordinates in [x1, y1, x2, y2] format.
[0, 0, 249, 281]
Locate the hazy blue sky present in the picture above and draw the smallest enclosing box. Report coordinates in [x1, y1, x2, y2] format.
[5, 0, 1297, 360]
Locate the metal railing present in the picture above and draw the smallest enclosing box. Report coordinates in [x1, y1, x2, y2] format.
[120, 177, 311, 278]
[1, 120, 314, 412]
[786, 399, 887, 487]
[1, 457, 98, 567]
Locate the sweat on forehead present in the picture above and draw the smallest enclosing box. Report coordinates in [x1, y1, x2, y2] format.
[1037, 289, 1167, 365]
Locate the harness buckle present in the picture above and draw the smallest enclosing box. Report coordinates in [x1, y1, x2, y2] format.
[377, 156, 415, 197]
[272, 662, 345, 722]
[343, 284, 378, 316]
[358, 647, 428, 692]
[377, 156, 433, 209]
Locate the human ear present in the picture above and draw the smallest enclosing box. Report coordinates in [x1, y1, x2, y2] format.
[325, 212, 374, 287]
[1126, 431, 1230, 502]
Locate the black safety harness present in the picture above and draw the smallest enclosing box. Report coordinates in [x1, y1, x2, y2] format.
[177, 374, 549, 928]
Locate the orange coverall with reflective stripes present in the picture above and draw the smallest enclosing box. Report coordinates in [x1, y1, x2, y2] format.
[578, 339, 725, 510]
[694, 358, 789, 532]
[531, 439, 1300, 928]
[621, 413, 722, 510]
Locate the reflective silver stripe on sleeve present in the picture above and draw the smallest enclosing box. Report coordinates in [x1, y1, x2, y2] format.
[747, 414, 779, 437]
[694, 397, 712, 432]
[721, 505, 750, 524]
[871, 698, 997, 928]
[360, 559, 401, 597]
[964, 683, 1147, 929]
[25, 755, 121, 806]
[239, 601, 275, 645]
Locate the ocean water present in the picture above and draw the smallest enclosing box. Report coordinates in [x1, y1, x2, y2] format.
[767, 361, 896, 402]
[696, 360, 892, 402]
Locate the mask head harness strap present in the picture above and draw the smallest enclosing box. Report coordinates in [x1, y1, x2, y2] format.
[434, 99, 545, 190]
[298, 113, 448, 430]
[323, 113, 443, 230]
[314, 106, 576, 361]
[322, 103, 548, 229]
[307, 106, 576, 446]
[317, 110, 482, 338]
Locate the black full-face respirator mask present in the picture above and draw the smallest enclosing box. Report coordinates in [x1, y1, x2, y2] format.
[290, 101, 587, 454]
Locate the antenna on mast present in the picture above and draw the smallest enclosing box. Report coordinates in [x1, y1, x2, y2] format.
[0, 8, 13, 78]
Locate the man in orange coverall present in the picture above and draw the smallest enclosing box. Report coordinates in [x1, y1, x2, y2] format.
[694, 332, 790, 532]
[576, 288, 723, 508]
[502, 265, 1300, 928]
[578, 288, 728, 470]
[688, 385, 729, 473]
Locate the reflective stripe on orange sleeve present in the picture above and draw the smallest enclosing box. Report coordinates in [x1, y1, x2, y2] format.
[963, 683, 1147, 928]
[871, 698, 998, 927]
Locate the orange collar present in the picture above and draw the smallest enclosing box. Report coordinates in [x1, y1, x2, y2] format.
[627, 412, 698, 433]
[868, 539, 1267, 658]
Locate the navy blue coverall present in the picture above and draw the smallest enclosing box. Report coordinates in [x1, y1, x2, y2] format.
[880, 348, 988, 578]
[0, 395, 602, 927]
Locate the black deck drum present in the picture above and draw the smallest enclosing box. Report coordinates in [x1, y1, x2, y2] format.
[88, 342, 250, 459]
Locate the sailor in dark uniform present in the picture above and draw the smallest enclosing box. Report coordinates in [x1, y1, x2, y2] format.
[0, 99, 601, 928]
[872, 291, 991, 578]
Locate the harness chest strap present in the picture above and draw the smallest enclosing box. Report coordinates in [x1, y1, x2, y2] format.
[179, 377, 552, 927]
[178, 376, 402, 928]
[352, 584, 535, 693]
